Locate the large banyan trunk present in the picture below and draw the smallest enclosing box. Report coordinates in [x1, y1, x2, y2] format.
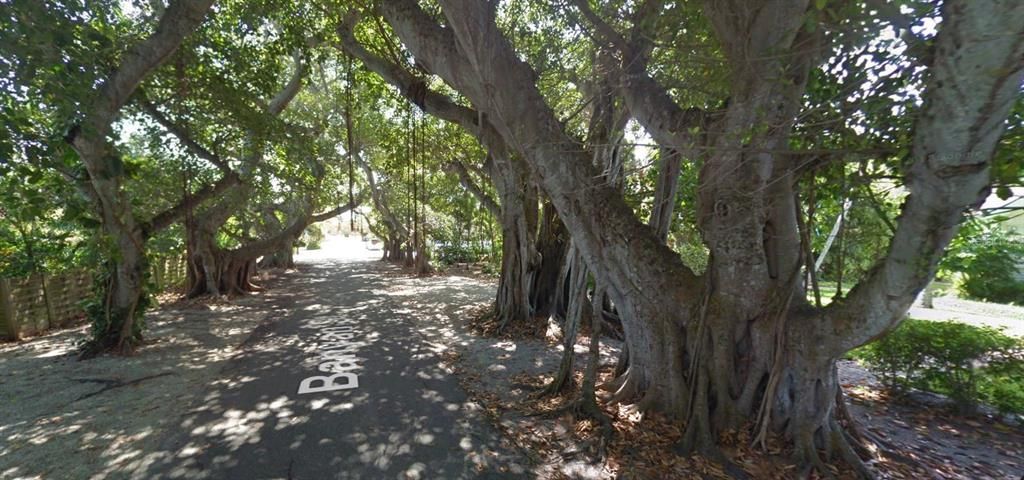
[75, 162, 153, 356]
[529, 202, 568, 320]
[494, 211, 534, 329]
[64, 0, 215, 355]
[83, 226, 149, 355]
[414, 241, 433, 275]
[448, 154, 541, 331]
[387, 237, 404, 262]
[381, 0, 1024, 475]
[187, 235, 257, 298]
[490, 155, 539, 331]
[379, 231, 407, 262]
[185, 211, 279, 298]
[259, 241, 296, 269]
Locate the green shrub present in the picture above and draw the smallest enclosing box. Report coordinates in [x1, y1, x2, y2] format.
[851, 319, 1024, 414]
[436, 243, 488, 265]
[302, 224, 324, 250]
[941, 225, 1024, 305]
[979, 372, 1024, 415]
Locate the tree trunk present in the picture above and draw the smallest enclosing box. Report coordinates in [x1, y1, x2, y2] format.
[260, 240, 296, 269]
[544, 244, 590, 394]
[529, 202, 568, 320]
[490, 155, 539, 331]
[494, 210, 533, 328]
[380, 0, 1024, 474]
[415, 243, 433, 275]
[66, 0, 214, 355]
[106, 229, 148, 351]
[188, 200, 358, 298]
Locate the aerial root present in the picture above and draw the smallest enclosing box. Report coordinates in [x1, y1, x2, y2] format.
[573, 394, 614, 460]
[598, 368, 627, 393]
[678, 407, 750, 480]
[604, 369, 641, 405]
[830, 421, 876, 480]
[535, 362, 574, 398]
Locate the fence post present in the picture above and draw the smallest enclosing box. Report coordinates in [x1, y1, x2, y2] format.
[40, 273, 55, 331]
[0, 279, 18, 340]
[153, 259, 164, 293]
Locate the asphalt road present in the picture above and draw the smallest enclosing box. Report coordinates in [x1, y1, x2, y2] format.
[147, 239, 528, 479]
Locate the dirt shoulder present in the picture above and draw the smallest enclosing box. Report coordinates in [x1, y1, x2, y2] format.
[0, 273, 294, 480]
[406, 270, 1024, 479]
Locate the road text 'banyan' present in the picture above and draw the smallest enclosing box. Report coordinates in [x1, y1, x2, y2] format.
[297, 317, 363, 395]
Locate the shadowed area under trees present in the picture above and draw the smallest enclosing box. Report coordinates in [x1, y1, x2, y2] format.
[1, 0, 1023, 477]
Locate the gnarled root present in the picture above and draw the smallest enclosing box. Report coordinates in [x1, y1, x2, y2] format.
[603, 367, 642, 406]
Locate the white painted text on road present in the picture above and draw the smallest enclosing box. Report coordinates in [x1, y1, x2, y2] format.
[298, 318, 363, 395]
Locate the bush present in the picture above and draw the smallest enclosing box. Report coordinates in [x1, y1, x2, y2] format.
[435, 243, 488, 265]
[941, 225, 1024, 305]
[851, 319, 1024, 414]
[302, 224, 324, 250]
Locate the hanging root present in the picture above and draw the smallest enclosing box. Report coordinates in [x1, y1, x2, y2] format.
[830, 421, 876, 480]
[604, 367, 642, 405]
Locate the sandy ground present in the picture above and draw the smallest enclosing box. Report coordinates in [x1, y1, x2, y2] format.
[0, 273, 296, 480]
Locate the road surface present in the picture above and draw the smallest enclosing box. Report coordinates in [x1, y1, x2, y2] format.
[146, 237, 528, 479]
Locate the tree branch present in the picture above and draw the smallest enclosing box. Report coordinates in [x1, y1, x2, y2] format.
[267, 51, 307, 116]
[446, 158, 501, 217]
[570, 0, 707, 155]
[70, 0, 215, 145]
[138, 98, 231, 173]
[231, 196, 362, 261]
[828, 0, 1024, 352]
[311, 195, 365, 223]
[335, 11, 510, 160]
[381, 0, 703, 308]
[141, 169, 241, 237]
[353, 149, 408, 238]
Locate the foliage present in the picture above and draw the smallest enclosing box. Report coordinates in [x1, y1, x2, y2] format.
[79, 259, 153, 356]
[434, 242, 490, 266]
[302, 224, 324, 250]
[853, 319, 1024, 414]
[941, 221, 1024, 305]
[0, 160, 95, 277]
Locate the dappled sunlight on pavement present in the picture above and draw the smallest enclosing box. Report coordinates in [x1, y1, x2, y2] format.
[0, 236, 529, 479]
[140, 236, 529, 479]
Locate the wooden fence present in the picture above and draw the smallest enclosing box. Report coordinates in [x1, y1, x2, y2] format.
[0, 255, 187, 341]
[152, 255, 188, 295]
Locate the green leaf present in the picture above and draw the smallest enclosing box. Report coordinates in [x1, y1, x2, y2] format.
[996, 185, 1012, 200]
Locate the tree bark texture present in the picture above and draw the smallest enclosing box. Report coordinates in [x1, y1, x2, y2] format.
[339, 18, 542, 330]
[184, 57, 310, 296]
[377, 0, 1024, 473]
[67, 0, 214, 353]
